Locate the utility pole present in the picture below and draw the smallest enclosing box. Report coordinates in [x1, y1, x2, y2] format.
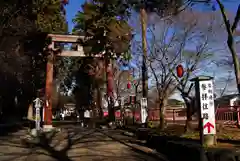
[140, 8, 148, 126]
[140, 9, 148, 104]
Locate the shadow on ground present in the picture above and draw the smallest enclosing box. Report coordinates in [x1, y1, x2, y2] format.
[124, 125, 240, 161]
[0, 127, 161, 161]
[0, 121, 28, 136]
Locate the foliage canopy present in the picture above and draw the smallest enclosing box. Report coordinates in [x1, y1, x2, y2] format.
[73, 0, 133, 57]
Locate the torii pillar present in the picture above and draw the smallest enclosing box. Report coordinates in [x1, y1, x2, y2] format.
[43, 53, 54, 130]
[43, 34, 85, 131]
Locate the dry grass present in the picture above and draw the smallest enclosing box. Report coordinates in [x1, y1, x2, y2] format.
[153, 124, 240, 149]
[129, 121, 240, 148]
[181, 125, 240, 140]
[149, 120, 240, 140]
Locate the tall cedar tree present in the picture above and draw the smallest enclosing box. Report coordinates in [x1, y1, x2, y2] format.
[73, 0, 132, 56]
[73, 0, 133, 121]
[0, 0, 67, 120]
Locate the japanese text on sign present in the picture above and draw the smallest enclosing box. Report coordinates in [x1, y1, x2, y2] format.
[199, 80, 216, 135]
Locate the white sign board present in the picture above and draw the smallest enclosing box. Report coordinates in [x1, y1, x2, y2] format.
[84, 110, 90, 118]
[35, 107, 41, 130]
[140, 98, 148, 123]
[199, 80, 216, 135]
[33, 98, 43, 131]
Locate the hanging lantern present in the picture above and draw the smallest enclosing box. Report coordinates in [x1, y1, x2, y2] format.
[127, 81, 131, 89]
[176, 64, 184, 78]
[62, 0, 69, 5]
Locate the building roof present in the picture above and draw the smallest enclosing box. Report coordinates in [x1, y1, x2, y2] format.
[216, 94, 239, 100]
[235, 29, 240, 36]
[215, 94, 239, 106]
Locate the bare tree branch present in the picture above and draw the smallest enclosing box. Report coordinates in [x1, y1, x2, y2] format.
[231, 4, 240, 33]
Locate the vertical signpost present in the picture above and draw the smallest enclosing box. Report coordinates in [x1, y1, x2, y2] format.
[129, 95, 136, 124]
[191, 76, 216, 146]
[199, 80, 216, 136]
[33, 98, 43, 133]
[120, 97, 124, 108]
[140, 98, 148, 124]
[120, 97, 124, 125]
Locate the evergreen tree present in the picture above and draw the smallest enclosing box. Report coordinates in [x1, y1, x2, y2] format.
[0, 0, 68, 121]
[72, 0, 133, 121]
[73, 0, 132, 57]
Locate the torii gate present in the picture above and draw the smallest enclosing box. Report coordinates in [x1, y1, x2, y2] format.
[43, 34, 85, 130]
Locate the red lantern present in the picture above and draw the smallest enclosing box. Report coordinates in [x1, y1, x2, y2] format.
[127, 81, 131, 89]
[62, 0, 69, 5]
[176, 64, 184, 78]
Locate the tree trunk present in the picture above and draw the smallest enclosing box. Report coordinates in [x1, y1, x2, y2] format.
[108, 97, 115, 122]
[228, 40, 240, 94]
[226, 32, 240, 127]
[159, 112, 165, 130]
[105, 58, 115, 122]
[132, 86, 138, 125]
[140, 8, 148, 128]
[79, 108, 84, 121]
[216, 0, 240, 94]
[96, 87, 103, 118]
[231, 48, 240, 127]
[159, 99, 167, 130]
[216, 1, 240, 127]
[140, 8, 148, 102]
[183, 98, 192, 132]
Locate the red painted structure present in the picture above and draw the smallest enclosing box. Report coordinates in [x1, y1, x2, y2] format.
[43, 34, 85, 128]
[105, 106, 240, 127]
[44, 54, 54, 126]
[215, 106, 240, 126]
[104, 111, 141, 120]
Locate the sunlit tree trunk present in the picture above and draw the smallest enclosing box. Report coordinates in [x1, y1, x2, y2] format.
[216, 1, 240, 93]
[140, 8, 149, 127]
[140, 9, 148, 101]
[105, 58, 115, 122]
[216, 1, 240, 128]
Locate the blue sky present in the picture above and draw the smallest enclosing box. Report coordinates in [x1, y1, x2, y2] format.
[65, 0, 239, 99]
[65, 0, 84, 32]
[66, 0, 239, 32]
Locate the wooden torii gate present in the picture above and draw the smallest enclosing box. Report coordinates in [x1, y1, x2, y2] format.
[43, 34, 85, 130]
